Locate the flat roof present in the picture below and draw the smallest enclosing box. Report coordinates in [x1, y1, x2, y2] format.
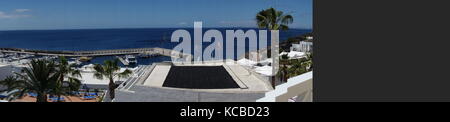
[143, 65, 171, 86]
[162, 66, 240, 89]
[114, 62, 274, 102]
[139, 62, 273, 92]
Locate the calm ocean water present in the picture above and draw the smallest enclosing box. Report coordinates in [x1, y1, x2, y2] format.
[0, 28, 311, 66]
[0, 28, 311, 51]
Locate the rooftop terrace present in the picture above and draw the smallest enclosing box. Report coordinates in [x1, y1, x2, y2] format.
[113, 60, 273, 102]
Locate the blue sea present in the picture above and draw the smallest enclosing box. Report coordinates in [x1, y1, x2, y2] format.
[0, 28, 311, 66]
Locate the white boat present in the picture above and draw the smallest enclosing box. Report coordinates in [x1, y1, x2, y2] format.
[68, 60, 82, 66]
[18, 54, 33, 59]
[4, 53, 14, 57]
[125, 55, 137, 64]
[10, 55, 20, 61]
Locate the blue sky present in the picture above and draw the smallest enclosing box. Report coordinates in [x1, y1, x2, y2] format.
[0, 0, 312, 30]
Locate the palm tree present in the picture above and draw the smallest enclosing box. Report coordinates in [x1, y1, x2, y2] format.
[277, 54, 290, 82]
[14, 59, 60, 102]
[256, 7, 294, 30]
[256, 7, 294, 87]
[93, 59, 132, 100]
[0, 76, 22, 92]
[50, 56, 82, 102]
[0, 76, 23, 101]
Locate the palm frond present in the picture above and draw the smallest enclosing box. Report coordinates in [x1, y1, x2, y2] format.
[255, 7, 294, 30]
[70, 69, 82, 78]
[256, 14, 269, 29]
[11, 88, 28, 100]
[67, 77, 81, 91]
[281, 15, 294, 25]
[93, 64, 105, 74]
[273, 24, 280, 30]
[93, 72, 104, 80]
[279, 24, 289, 30]
[117, 69, 132, 79]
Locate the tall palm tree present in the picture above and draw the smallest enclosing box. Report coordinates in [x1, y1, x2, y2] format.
[14, 59, 60, 102]
[93, 59, 132, 100]
[256, 7, 293, 87]
[50, 56, 82, 102]
[256, 7, 294, 30]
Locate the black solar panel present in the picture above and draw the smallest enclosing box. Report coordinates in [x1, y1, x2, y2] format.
[162, 66, 240, 89]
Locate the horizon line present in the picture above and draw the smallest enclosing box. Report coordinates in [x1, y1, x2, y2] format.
[0, 27, 313, 31]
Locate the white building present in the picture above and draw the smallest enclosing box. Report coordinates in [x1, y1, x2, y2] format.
[299, 41, 313, 52]
[291, 44, 301, 52]
[291, 40, 313, 52]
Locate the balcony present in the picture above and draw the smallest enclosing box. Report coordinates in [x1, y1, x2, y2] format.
[257, 71, 313, 102]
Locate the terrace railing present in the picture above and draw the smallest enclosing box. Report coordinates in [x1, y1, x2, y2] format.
[256, 71, 312, 102]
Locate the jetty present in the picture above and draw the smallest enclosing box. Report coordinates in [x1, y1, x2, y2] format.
[0, 47, 192, 61]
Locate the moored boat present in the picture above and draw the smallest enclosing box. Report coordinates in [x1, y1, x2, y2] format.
[125, 55, 137, 64]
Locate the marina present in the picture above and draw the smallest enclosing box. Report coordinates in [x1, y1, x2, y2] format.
[0, 47, 192, 67]
[0, 47, 192, 59]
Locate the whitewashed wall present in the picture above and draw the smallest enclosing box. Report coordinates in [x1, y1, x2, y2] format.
[257, 71, 313, 102]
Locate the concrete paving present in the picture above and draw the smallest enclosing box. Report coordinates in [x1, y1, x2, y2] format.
[225, 64, 273, 92]
[143, 65, 171, 87]
[114, 62, 273, 102]
[115, 86, 265, 102]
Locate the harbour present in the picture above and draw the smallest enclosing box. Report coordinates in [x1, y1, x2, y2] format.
[0, 47, 192, 59]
